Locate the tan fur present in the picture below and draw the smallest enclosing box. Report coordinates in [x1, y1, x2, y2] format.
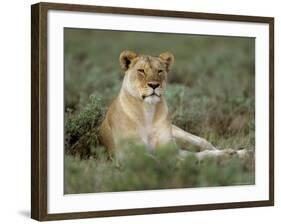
[99, 50, 249, 159]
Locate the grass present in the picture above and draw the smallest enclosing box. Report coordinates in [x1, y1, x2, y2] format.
[64, 28, 255, 194]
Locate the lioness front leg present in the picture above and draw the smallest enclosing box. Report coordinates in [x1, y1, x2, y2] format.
[172, 125, 217, 152]
[172, 125, 252, 161]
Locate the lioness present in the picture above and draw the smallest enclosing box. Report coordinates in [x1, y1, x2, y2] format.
[99, 50, 247, 159]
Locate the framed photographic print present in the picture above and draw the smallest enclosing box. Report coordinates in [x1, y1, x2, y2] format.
[31, 2, 274, 221]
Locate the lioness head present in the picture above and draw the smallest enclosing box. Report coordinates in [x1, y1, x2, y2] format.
[120, 50, 174, 104]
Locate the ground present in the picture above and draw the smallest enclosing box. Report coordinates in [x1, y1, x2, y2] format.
[64, 29, 255, 194]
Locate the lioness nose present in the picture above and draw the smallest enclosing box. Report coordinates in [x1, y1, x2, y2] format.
[147, 83, 160, 89]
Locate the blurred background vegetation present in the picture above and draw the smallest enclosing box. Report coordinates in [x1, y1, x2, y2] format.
[64, 28, 255, 194]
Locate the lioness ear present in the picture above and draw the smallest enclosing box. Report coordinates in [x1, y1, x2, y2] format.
[159, 52, 174, 72]
[119, 50, 138, 71]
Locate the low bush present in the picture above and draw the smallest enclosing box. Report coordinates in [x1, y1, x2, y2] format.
[65, 143, 254, 194]
[65, 95, 105, 158]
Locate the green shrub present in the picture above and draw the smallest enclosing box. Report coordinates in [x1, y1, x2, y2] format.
[65, 95, 106, 158]
[65, 143, 254, 194]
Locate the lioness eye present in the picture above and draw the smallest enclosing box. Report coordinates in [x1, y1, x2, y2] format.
[158, 69, 164, 74]
[137, 69, 145, 73]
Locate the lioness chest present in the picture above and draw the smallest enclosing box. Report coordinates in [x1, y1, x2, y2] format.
[100, 95, 174, 150]
[137, 104, 173, 149]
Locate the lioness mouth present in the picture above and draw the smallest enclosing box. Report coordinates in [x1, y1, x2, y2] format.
[142, 93, 160, 99]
